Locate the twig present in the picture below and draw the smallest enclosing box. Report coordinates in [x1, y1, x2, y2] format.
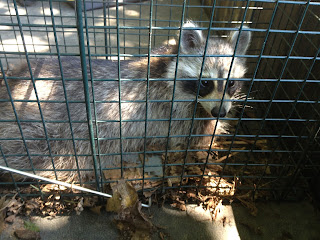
[215, 147, 246, 163]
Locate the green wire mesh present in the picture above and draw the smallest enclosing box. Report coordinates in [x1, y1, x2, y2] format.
[0, 0, 319, 201]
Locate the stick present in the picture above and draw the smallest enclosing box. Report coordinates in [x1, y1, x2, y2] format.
[215, 147, 246, 163]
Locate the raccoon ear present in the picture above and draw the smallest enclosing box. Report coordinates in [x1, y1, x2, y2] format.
[180, 21, 204, 52]
[229, 26, 252, 55]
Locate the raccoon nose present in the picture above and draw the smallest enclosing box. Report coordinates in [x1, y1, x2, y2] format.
[211, 107, 226, 117]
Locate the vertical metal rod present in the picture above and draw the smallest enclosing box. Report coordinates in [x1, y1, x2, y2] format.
[49, 0, 82, 185]
[202, 0, 278, 191]
[179, 0, 217, 187]
[167, 0, 174, 45]
[83, 0, 104, 189]
[6, 0, 20, 64]
[22, 3, 36, 59]
[75, 0, 100, 191]
[141, 0, 154, 192]
[138, 0, 142, 54]
[58, 0, 68, 54]
[203, 0, 252, 194]
[41, 1, 53, 54]
[107, 2, 112, 57]
[123, 0, 126, 59]
[91, 0, 97, 56]
[12, 0, 57, 183]
[245, 0, 312, 199]
[280, 60, 320, 198]
[0, 123, 22, 200]
[161, 0, 187, 193]
[281, 121, 320, 199]
[227, 1, 280, 190]
[258, 37, 320, 192]
[115, 0, 124, 177]
[0, 56, 43, 199]
[103, 2, 108, 59]
[0, 35, 9, 71]
[153, 0, 158, 47]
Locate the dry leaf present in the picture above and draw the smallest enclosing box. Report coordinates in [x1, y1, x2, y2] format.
[143, 189, 155, 198]
[90, 206, 102, 215]
[5, 214, 16, 223]
[74, 198, 84, 215]
[41, 184, 67, 192]
[25, 200, 39, 216]
[83, 196, 99, 208]
[170, 201, 186, 211]
[0, 196, 6, 233]
[0, 195, 20, 234]
[265, 166, 271, 175]
[106, 180, 138, 213]
[0, 203, 5, 234]
[106, 191, 122, 213]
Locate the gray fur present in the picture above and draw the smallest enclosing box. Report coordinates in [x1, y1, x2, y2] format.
[0, 22, 251, 181]
[229, 25, 252, 55]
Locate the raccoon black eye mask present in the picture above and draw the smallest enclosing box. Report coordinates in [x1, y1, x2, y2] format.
[183, 79, 239, 100]
[0, 21, 251, 181]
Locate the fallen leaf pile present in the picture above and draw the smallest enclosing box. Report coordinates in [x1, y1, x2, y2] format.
[0, 135, 299, 240]
[0, 194, 23, 234]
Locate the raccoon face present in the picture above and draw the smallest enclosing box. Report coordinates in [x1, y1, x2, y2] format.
[174, 21, 251, 117]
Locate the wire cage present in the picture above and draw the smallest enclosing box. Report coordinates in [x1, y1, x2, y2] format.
[0, 0, 319, 202]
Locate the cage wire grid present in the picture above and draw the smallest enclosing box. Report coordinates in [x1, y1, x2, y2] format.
[0, 0, 319, 201]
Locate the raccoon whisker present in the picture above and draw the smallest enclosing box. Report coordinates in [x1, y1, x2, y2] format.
[235, 104, 254, 109]
[233, 96, 254, 101]
[233, 93, 253, 100]
[248, 90, 259, 94]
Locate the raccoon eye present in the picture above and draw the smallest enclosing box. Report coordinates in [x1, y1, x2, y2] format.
[228, 80, 235, 87]
[200, 80, 210, 88]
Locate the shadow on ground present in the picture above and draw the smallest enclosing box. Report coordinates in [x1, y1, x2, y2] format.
[232, 201, 320, 240]
[1, 201, 320, 240]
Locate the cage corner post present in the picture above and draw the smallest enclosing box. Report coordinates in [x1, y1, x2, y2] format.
[75, 0, 101, 192]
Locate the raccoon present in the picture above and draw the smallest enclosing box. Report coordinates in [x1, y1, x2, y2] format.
[0, 22, 251, 181]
